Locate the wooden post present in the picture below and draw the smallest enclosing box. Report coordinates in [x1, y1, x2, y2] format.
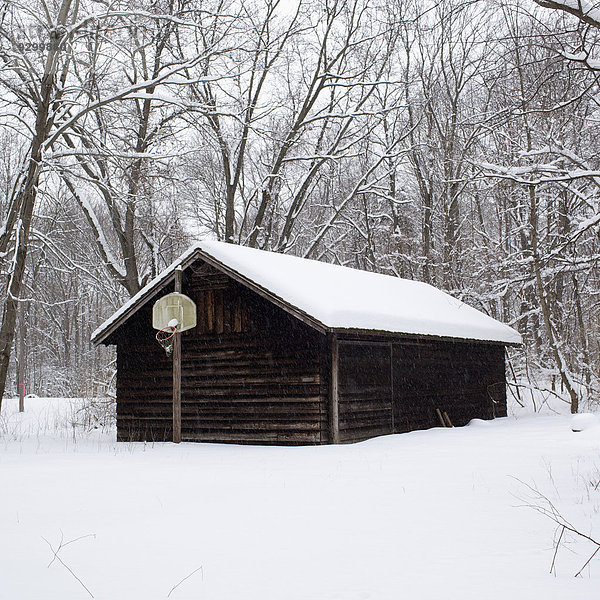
[330, 334, 339, 444]
[389, 341, 394, 433]
[173, 266, 182, 444]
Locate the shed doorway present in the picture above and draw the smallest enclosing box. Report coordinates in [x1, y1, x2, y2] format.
[337, 340, 393, 442]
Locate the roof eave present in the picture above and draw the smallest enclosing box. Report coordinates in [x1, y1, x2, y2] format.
[331, 327, 522, 347]
[92, 244, 522, 348]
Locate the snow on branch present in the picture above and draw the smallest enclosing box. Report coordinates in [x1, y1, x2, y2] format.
[44, 51, 242, 150]
[534, 0, 600, 29]
[62, 181, 127, 282]
[479, 161, 600, 185]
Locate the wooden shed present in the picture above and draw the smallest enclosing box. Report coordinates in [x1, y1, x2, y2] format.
[92, 242, 521, 445]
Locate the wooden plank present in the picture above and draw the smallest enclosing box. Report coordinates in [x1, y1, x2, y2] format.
[197, 290, 206, 332]
[389, 341, 394, 431]
[330, 334, 339, 444]
[443, 411, 453, 427]
[436, 408, 446, 427]
[223, 294, 232, 334]
[242, 300, 250, 332]
[120, 393, 322, 403]
[233, 295, 242, 333]
[182, 431, 321, 444]
[206, 290, 215, 332]
[335, 329, 517, 347]
[181, 419, 319, 429]
[215, 289, 224, 334]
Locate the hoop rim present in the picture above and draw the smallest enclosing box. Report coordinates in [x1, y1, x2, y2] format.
[155, 325, 177, 342]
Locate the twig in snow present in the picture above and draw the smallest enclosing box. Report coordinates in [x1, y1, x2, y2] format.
[167, 565, 204, 598]
[42, 532, 96, 598]
[575, 546, 600, 577]
[513, 478, 600, 576]
[550, 525, 565, 575]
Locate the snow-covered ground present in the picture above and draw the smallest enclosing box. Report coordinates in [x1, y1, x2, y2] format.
[1, 396, 599, 600]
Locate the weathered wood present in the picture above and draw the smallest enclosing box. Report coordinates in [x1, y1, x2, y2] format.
[215, 289, 224, 334]
[233, 295, 242, 333]
[337, 341, 393, 442]
[197, 251, 328, 334]
[389, 341, 394, 432]
[183, 431, 321, 444]
[112, 255, 508, 446]
[334, 329, 518, 348]
[172, 331, 181, 443]
[436, 408, 446, 427]
[206, 290, 214, 331]
[330, 334, 339, 444]
[173, 266, 183, 444]
[115, 273, 325, 444]
[392, 340, 506, 433]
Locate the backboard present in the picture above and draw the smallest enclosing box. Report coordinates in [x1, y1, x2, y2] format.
[152, 292, 197, 332]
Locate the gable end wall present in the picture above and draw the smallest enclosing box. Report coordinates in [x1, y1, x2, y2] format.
[115, 259, 326, 444]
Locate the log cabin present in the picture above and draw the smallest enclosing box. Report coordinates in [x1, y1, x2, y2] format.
[91, 241, 521, 444]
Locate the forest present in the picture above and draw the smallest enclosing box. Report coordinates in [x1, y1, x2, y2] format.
[0, 0, 598, 411]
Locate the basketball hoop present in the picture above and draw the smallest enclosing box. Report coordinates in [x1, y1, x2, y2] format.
[153, 291, 196, 358]
[151, 267, 196, 444]
[156, 325, 177, 356]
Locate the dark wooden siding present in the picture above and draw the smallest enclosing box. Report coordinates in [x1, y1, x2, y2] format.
[392, 339, 506, 433]
[115, 261, 327, 444]
[333, 336, 506, 442]
[187, 262, 250, 335]
[113, 257, 507, 445]
[179, 331, 323, 444]
[116, 299, 173, 441]
[116, 306, 173, 441]
[337, 341, 393, 442]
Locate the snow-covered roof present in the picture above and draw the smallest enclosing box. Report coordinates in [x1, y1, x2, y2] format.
[92, 241, 522, 345]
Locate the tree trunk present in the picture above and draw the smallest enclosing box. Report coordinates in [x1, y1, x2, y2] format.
[0, 165, 40, 410]
[0, 1, 73, 410]
[17, 311, 25, 413]
[529, 185, 579, 413]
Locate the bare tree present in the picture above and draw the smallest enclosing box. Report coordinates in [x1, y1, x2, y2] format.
[180, 0, 407, 257]
[0, 0, 237, 407]
[476, 3, 600, 412]
[0, 0, 82, 410]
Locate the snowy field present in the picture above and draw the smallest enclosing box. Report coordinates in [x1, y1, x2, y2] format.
[1, 395, 599, 600]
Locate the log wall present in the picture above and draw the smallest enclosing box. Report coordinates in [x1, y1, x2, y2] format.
[337, 341, 393, 442]
[392, 339, 506, 434]
[334, 336, 506, 443]
[113, 257, 507, 445]
[115, 262, 326, 444]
